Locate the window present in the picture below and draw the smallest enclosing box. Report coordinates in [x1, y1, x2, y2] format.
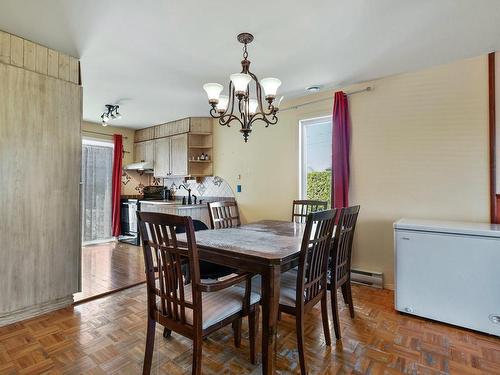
[81, 138, 114, 244]
[299, 116, 332, 205]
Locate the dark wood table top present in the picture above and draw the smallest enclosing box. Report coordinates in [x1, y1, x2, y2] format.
[178, 220, 305, 264]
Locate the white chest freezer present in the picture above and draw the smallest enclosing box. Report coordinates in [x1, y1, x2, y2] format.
[394, 219, 500, 336]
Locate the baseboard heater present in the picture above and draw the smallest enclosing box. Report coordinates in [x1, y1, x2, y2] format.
[350, 268, 383, 289]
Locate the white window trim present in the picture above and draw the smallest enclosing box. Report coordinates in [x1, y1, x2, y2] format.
[298, 115, 331, 200]
[82, 137, 114, 148]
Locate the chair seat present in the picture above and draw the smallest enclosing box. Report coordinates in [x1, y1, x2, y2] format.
[157, 283, 260, 330]
[240, 270, 298, 307]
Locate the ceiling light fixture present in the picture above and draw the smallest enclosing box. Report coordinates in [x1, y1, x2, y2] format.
[305, 85, 322, 93]
[101, 105, 121, 126]
[203, 32, 282, 142]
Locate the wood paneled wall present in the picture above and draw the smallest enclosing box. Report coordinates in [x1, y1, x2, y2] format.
[0, 30, 80, 84]
[0, 30, 82, 326]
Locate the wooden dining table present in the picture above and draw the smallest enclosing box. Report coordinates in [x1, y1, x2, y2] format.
[179, 220, 305, 375]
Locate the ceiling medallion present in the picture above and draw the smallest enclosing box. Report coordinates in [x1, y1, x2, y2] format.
[101, 104, 121, 126]
[203, 32, 283, 142]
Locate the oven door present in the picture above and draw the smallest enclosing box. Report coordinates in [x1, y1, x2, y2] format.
[119, 200, 140, 245]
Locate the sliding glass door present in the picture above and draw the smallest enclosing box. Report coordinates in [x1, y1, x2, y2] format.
[81, 139, 114, 244]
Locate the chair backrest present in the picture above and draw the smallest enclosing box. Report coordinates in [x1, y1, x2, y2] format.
[296, 209, 338, 306]
[292, 200, 328, 223]
[207, 201, 241, 229]
[136, 211, 202, 331]
[331, 205, 360, 285]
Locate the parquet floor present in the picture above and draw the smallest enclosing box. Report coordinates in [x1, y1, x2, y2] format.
[74, 242, 145, 302]
[1, 284, 499, 374]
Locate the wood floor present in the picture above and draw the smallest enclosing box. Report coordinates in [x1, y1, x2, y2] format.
[74, 241, 145, 302]
[1, 284, 499, 374]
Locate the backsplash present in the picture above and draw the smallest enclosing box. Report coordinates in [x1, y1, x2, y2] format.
[164, 176, 235, 199]
[121, 170, 161, 196]
[121, 171, 235, 199]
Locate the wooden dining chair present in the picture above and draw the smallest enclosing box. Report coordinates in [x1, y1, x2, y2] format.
[208, 200, 241, 229]
[328, 205, 361, 340]
[279, 209, 338, 375]
[136, 211, 260, 375]
[291, 199, 328, 223]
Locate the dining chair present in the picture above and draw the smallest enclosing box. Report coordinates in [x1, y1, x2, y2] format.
[328, 205, 361, 340]
[137, 211, 260, 375]
[291, 199, 328, 223]
[208, 200, 241, 229]
[175, 219, 234, 280]
[279, 209, 338, 375]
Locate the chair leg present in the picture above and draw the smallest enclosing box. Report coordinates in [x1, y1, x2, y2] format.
[249, 306, 259, 364]
[296, 313, 307, 375]
[346, 280, 355, 318]
[330, 285, 342, 340]
[232, 319, 242, 348]
[320, 294, 331, 346]
[192, 337, 203, 375]
[142, 318, 156, 375]
[163, 327, 171, 338]
[341, 283, 349, 305]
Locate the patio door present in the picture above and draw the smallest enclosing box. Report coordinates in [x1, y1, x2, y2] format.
[81, 138, 114, 244]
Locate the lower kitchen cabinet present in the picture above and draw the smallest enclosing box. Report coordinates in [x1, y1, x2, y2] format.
[140, 202, 210, 228]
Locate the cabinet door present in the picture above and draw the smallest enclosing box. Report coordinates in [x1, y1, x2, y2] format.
[133, 142, 145, 162]
[154, 137, 171, 177]
[134, 140, 154, 163]
[170, 133, 188, 176]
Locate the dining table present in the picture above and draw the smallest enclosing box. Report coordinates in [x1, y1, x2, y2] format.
[178, 219, 305, 375]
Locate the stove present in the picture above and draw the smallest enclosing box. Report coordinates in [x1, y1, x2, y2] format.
[118, 186, 171, 246]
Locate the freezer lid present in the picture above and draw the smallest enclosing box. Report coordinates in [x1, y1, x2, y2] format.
[394, 218, 500, 238]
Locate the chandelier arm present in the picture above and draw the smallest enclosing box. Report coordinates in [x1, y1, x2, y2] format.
[219, 113, 243, 128]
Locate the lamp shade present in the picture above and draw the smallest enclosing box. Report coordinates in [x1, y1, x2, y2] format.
[203, 83, 224, 102]
[260, 77, 281, 98]
[230, 73, 251, 93]
[217, 95, 229, 113]
[275, 96, 284, 109]
[248, 98, 258, 115]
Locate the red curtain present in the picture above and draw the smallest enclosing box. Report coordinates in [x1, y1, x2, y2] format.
[111, 134, 123, 237]
[332, 91, 350, 208]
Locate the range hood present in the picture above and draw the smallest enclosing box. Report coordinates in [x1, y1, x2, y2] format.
[124, 161, 154, 172]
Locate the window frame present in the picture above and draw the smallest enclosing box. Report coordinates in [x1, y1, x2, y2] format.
[298, 115, 332, 200]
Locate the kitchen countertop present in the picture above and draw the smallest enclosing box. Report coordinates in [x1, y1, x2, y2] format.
[140, 200, 208, 209]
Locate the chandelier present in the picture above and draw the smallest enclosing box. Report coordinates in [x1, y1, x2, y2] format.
[203, 33, 283, 142]
[101, 104, 121, 126]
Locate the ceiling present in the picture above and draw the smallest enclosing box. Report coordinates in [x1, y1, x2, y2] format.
[1, 0, 500, 129]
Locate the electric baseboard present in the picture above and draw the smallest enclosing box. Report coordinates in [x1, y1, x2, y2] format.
[351, 268, 383, 289]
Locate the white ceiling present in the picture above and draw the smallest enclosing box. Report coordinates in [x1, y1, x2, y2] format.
[1, 0, 500, 129]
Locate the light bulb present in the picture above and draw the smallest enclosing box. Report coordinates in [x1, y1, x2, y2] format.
[115, 112, 122, 120]
[217, 95, 229, 113]
[260, 77, 281, 99]
[248, 99, 258, 115]
[230, 73, 251, 95]
[203, 83, 223, 104]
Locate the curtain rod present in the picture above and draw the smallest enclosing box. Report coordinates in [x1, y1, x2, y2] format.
[82, 129, 129, 140]
[280, 86, 372, 112]
[82, 130, 130, 154]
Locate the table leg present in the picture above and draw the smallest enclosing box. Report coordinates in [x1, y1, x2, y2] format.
[261, 265, 281, 374]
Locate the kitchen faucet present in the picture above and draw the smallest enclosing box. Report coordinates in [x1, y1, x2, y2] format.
[178, 184, 192, 205]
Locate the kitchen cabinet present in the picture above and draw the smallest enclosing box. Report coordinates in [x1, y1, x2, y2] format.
[154, 134, 188, 177]
[170, 133, 188, 176]
[154, 137, 170, 177]
[133, 140, 154, 163]
[140, 202, 210, 228]
[134, 117, 212, 178]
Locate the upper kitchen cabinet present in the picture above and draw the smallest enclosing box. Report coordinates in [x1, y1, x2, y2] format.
[134, 127, 155, 143]
[135, 117, 213, 178]
[154, 137, 170, 177]
[133, 139, 154, 163]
